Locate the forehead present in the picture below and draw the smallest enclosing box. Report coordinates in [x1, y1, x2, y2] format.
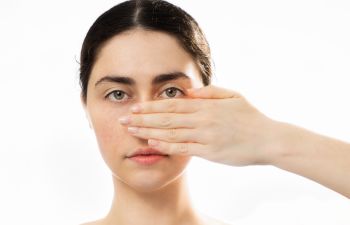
[89, 28, 201, 85]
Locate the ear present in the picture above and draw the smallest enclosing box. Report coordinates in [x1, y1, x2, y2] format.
[80, 94, 92, 129]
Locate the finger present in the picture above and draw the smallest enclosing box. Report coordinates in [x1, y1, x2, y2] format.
[127, 127, 200, 143]
[130, 98, 201, 114]
[123, 113, 197, 128]
[187, 84, 242, 99]
[148, 139, 207, 156]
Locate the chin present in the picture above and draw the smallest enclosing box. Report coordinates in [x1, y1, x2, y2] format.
[114, 161, 189, 193]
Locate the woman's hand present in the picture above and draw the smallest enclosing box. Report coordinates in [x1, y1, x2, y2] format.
[119, 85, 283, 167]
[118, 84, 350, 197]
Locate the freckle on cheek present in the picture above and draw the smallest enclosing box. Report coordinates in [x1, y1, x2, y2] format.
[91, 104, 132, 144]
[97, 107, 131, 143]
[101, 120, 123, 140]
[96, 122, 128, 157]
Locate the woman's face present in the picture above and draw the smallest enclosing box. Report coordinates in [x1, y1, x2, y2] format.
[83, 28, 203, 192]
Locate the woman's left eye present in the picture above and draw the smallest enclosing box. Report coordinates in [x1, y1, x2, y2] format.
[160, 87, 185, 98]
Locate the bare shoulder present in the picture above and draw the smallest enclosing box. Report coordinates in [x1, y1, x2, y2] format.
[79, 218, 104, 225]
[199, 214, 233, 225]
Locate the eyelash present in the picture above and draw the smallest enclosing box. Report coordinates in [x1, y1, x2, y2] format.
[105, 87, 185, 103]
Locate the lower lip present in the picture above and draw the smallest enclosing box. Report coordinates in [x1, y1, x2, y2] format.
[128, 154, 169, 165]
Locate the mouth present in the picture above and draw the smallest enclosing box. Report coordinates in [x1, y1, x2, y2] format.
[126, 147, 169, 165]
[127, 147, 169, 158]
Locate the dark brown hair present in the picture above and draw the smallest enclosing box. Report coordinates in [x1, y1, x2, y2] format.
[79, 0, 212, 102]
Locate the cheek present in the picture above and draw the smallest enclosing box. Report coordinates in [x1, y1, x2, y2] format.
[89, 103, 130, 158]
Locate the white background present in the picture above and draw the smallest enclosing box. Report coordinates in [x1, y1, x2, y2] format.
[0, 0, 349, 224]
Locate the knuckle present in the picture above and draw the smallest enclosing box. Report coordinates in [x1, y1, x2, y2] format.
[167, 129, 177, 141]
[177, 143, 189, 154]
[160, 115, 172, 128]
[206, 119, 216, 128]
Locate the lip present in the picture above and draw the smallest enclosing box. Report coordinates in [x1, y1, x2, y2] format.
[126, 148, 169, 165]
[127, 148, 169, 158]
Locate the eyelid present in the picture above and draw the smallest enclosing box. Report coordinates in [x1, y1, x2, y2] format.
[104, 87, 129, 96]
[160, 83, 186, 93]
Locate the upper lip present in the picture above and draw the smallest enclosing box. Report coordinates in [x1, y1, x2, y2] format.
[127, 148, 169, 158]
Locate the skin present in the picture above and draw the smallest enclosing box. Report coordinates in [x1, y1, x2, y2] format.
[120, 80, 350, 199]
[81, 28, 229, 225]
[80, 23, 349, 225]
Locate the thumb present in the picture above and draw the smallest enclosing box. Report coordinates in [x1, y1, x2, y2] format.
[187, 85, 242, 99]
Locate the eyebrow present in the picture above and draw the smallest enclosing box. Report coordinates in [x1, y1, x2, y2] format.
[94, 72, 190, 87]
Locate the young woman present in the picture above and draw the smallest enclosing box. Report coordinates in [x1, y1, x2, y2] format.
[79, 0, 350, 224]
[79, 0, 231, 224]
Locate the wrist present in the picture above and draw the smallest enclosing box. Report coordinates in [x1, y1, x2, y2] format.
[259, 119, 301, 166]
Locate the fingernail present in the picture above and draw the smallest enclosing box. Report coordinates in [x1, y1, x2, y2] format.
[119, 116, 130, 125]
[148, 139, 159, 146]
[131, 104, 141, 113]
[127, 126, 138, 134]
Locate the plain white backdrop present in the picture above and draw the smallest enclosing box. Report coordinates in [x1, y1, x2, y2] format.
[0, 0, 349, 224]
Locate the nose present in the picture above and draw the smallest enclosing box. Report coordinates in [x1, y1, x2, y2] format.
[133, 90, 154, 104]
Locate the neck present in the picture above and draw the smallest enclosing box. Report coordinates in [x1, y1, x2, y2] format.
[104, 172, 203, 225]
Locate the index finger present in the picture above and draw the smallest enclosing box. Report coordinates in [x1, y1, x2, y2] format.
[130, 98, 201, 114]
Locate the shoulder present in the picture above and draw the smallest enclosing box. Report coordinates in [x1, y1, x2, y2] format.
[199, 214, 233, 225]
[79, 218, 104, 225]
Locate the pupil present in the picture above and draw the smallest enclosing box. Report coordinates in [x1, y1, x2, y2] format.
[166, 88, 176, 97]
[113, 91, 124, 99]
